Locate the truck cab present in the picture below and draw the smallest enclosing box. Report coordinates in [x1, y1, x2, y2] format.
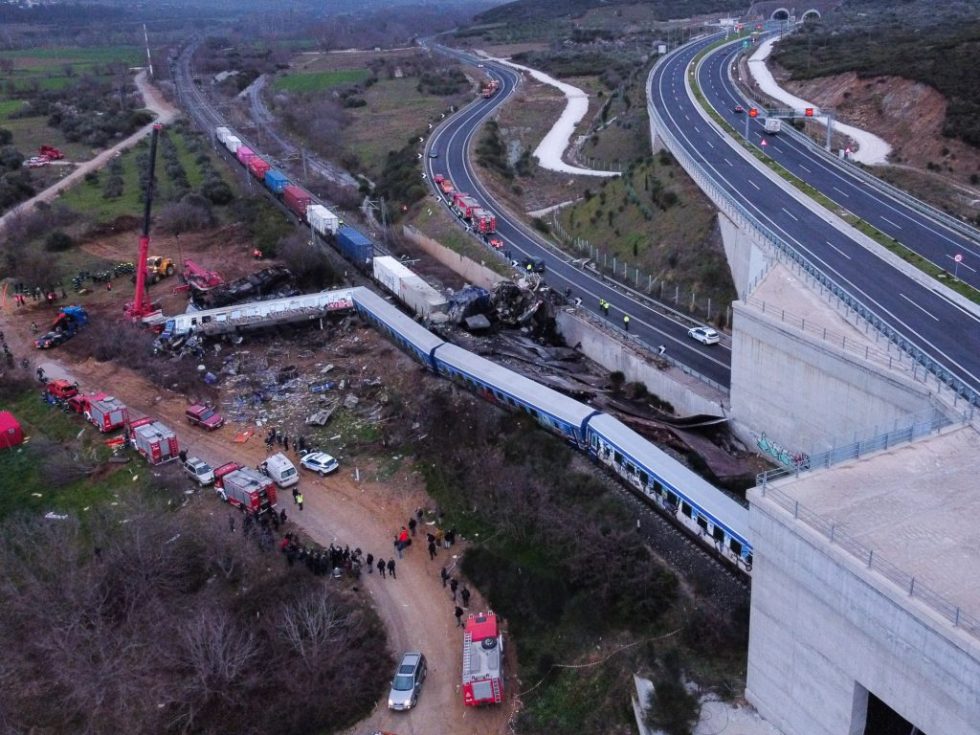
[258, 452, 299, 488]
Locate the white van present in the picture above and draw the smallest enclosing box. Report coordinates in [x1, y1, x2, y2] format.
[258, 452, 299, 488]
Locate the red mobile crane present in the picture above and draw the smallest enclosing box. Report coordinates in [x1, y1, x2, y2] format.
[125, 123, 163, 321]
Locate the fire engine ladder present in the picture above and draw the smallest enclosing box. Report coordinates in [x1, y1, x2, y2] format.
[462, 632, 473, 677]
[491, 675, 502, 703]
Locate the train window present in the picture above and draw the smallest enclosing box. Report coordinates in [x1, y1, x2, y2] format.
[625, 462, 635, 475]
[712, 526, 724, 542]
[666, 491, 677, 507]
[681, 502, 692, 518]
[529, 409, 538, 419]
[653, 480, 662, 494]
[639, 470, 648, 485]
[614, 451, 623, 465]
[697, 516, 708, 532]
[730, 539, 742, 556]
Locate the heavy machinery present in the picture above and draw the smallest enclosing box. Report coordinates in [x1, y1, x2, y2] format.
[34, 306, 88, 349]
[39, 145, 64, 160]
[125, 123, 163, 321]
[146, 255, 176, 283]
[181, 259, 223, 293]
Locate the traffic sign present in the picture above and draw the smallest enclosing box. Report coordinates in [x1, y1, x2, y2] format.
[805, 107, 814, 117]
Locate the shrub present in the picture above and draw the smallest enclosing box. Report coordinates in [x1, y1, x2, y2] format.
[44, 231, 73, 252]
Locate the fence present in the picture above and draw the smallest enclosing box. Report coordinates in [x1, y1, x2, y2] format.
[758, 480, 980, 643]
[756, 407, 964, 484]
[645, 50, 980, 409]
[550, 213, 731, 327]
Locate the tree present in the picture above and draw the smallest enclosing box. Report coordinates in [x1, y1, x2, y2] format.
[0, 127, 11, 146]
[44, 230, 73, 252]
[158, 197, 213, 236]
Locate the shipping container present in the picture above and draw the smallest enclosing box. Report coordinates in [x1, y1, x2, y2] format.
[283, 185, 312, 221]
[215, 126, 231, 144]
[265, 169, 289, 194]
[372, 256, 446, 318]
[248, 156, 271, 180]
[308, 204, 341, 238]
[224, 135, 242, 154]
[128, 417, 179, 465]
[236, 145, 256, 165]
[335, 225, 374, 269]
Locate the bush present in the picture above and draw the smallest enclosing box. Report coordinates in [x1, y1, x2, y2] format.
[645, 650, 701, 735]
[44, 231, 73, 252]
[201, 177, 234, 205]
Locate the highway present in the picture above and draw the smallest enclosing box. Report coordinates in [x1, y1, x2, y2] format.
[649, 35, 980, 401]
[425, 46, 734, 389]
[700, 40, 980, 292]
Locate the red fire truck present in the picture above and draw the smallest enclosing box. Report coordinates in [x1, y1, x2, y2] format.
[128, 417, 179, 464]
[461, 611, 505, 706]
[213, 462, 278, 516]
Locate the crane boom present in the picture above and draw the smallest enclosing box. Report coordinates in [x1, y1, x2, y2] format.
[126, 123, 163, 320]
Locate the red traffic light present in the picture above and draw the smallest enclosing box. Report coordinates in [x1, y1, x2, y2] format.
[805, 107, 814, 117]
[748, 108, 759, 118]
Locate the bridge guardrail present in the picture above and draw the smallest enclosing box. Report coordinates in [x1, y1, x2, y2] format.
[759, 478, 980, 644]
[646, 45, 980, 409]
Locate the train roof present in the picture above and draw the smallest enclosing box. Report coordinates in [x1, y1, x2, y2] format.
[435, 343, 597, 428]
[587, 413, 751, 543]
[351, 287, 445, 355]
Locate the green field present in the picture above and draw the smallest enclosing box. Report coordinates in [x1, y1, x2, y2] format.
[272, 69, 371, 93]
[0, 99, 27, 120]
[0, 45, 143, 98]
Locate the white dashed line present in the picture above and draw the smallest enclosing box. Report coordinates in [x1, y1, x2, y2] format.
[832, 186, 850, 198]
[899, 294, 939, 321]
[781, 208, 799, 221]
[880, 215, 902, 229]
[724, 158, 733, 167]
[825, 241, 851, 260]
[799, 164, 812, 173]
[748, 180, 760, 190]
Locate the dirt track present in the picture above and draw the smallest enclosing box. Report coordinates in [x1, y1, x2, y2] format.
[0, 70, 179, 234]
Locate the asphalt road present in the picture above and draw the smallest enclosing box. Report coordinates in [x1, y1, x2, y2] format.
[425, 46, 734, 389]
[650, 36, 980, 400]
[700, 40, 980, 292]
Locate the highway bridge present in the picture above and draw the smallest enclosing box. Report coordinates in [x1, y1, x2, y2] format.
[648, 33, 980, 414]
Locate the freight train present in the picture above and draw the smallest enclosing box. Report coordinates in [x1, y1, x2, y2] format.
[214, 126, 376, 269]
[351, 287, 754, 575]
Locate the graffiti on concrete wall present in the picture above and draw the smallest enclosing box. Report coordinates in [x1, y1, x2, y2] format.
[757, 433, 810, 469]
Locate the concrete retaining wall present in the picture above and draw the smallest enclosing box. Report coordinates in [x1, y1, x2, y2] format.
[731, 300, 936, 452]
[718, 211, 773, 300]
[402, 225, 506, 291]
[556, 310, 726, 417]
[747, 494, 980, 735]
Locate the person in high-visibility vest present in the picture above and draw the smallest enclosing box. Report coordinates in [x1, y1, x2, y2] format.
[526, 263, 533, 274]
[623, 314, 630, 332]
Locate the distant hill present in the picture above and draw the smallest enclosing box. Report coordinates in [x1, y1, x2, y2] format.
[475, 0, 745, 25]
[772, 0, 980, 148]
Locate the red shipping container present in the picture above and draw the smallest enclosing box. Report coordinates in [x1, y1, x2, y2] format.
[236, 145, 256, 165]
[283, 185, 312, 221]
[248, 156, 271, 180]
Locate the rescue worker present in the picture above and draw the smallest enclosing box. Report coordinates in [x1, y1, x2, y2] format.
[623, 314, 630, 332]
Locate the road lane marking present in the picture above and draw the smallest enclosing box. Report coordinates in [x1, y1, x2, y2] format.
[748, 180, 760, 190]
[771, 145, 784, 154]
[724, 158, 733, 167]
[799, 163, 811, 173]
[899, 294, 939, 321]
[706, 140, 714, 149]
[781, 208, 799, 221]
[832, 186, 850, 198]
[694, 126, 701, 134]
[880, 215, 902, 229]
[826, 241, 851, 260]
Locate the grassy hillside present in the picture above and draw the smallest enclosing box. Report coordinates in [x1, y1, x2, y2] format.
[475, 0, 742, 24]
[772, 0, 980, 147]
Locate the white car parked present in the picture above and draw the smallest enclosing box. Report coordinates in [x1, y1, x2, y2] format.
[181, 456, 215, 486]
[299, 451, 340, 476]
[687, 326, 721, 345]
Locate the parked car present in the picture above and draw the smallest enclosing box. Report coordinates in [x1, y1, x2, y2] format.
[388, 652, 427, 711]
[299, 451, 340, 476]
[185, 403, 224, 430]
[25, 156, 50, 168]
[181, 456, 215, 486]
[687, 326, 721, 345]
[34, 331, 69, 350]
[519, 256, 545, 274]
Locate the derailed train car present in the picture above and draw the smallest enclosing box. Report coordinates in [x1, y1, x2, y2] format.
[351, 287, 753, 574]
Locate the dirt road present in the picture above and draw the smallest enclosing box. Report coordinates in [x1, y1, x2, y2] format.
[1, 298, 515, 735]
[0, 70, 179, 234]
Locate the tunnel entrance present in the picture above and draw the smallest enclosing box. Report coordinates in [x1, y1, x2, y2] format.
[864, 691, 928, 735]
